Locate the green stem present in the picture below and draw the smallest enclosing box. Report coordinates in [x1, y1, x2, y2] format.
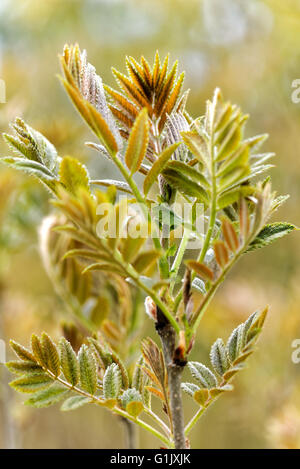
[185, 388, 225, 436]
[184, 406, 207, 436]
[144, 408, 171, 437]
[114, 408, 173, 448]
[170, 228, 191, 294]
[48, 370, 171, 448]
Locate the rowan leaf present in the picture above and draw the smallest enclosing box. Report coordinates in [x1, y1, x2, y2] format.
[221, 218, 239, 252]
[9, 340, 36, 363]
[193, 388, 209, 406]
[165, 160, 209, 188]
[10, 374, 53, 393]
[41, 333, 60, 377]
[187, 362, 218, 389]
[180, 131, 209, 165]
[247, 222, 297, 252]
[59, 338, 80, 386]
[6, 361, 43, 376]
[103, 363, 122, 400]
[25, 384, 68, 408]
[31, 334, 47, 368]
[185, 260, 214, 282]
[210, 339, 229, 376]
[213, 241, 229, 268]
[163, 168, 209, 203]
[86, 101, 119, 155]
[143, 143, 180, 195]
[78, 344, 97, 395]
[181, 382, 200, 397]
[61, 396, 91, 412]
[59, 156, 90, 195]
[125, 108, 149, 174]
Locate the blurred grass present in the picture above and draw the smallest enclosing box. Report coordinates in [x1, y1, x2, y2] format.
[0, 0, 300, 448]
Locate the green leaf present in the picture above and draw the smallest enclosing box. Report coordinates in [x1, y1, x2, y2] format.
[9, 340, 36, 362]
[193, 388, 209, 406]
[132, 356, 144, 393]
[59, 156, 90, 195]
[86, 101, 120, 155]
[61, 396, 91, 411]
[187, 362, 218, 389]
[59, 338, 80, 387]
[180, 130, 209, 165]
[166, 160, 209, 188]
[3, 119, 58, 172]
[126, 401, 144, 418]
[6, 361, 43, 376]
[191, 277, 206, 294]
[25, 384, 68, 408]
[41, 333, 60, 377]
[247, 222, 297, 252]
[103, 363, 122, 400]
[210, 339, 229, 376]
[163, 167, 209, 203]
[226, 324, 246, 363]
[217, 185, 255, 210]
[10, 374, 53, 393]
[87, 338, 113, 369]
[110, 351, 129, 390]
[143, 142, 180, 195]
[31, 334, 47, 367]
[218, 165, 249, 192]
[209, 385, 234, 399]
[78, 344, 97, 395]
[125, 108, 149, 174]
[181, 382, 200, 397]
[1, 157, 56, 180]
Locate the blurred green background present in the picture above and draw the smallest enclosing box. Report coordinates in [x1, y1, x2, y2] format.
[0, 0, 300, 449]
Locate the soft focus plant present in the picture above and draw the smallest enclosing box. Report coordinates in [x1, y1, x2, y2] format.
[1, 45, 296, 449]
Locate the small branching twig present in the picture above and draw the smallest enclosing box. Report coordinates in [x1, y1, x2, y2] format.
[1, 45, 296, 449]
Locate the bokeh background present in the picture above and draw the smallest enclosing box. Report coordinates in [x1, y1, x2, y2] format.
[0, 0, 300, 449]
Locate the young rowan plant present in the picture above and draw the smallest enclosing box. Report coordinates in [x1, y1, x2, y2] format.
[1, 45, 297, 449]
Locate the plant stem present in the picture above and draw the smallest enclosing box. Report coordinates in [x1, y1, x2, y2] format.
[144, 408, 171, 437]
[114, 408, 172, 448]
[157, 322, 186, 449]
[184, 406, 207, 436]
[170, 228, 191, 294]
[47, 370, 170, 447]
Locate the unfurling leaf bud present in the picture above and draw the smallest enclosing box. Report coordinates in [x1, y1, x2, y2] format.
[144, 296, 157, 322]
[121, 388, 143, 418]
